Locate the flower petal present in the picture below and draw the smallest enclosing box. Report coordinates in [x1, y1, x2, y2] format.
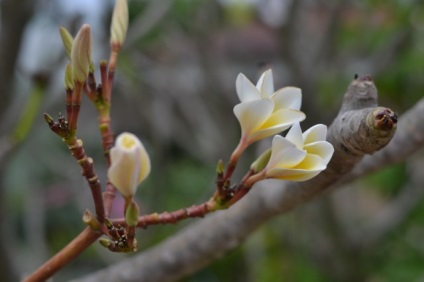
[304, 141, 334, 164]
[285, 122, 304, 149]
[303, 124, 327, 144]
[137, 142, 151, 184]
[236, 73, 261, 103]
[261, 110, 306, 130]
[256, 69, 274, 98]
[233, 99, 274, 137]
[266, 154, 326, 181]
[266, 167, 323, 181]
[248, 109, 306, 143]
[109, 148, 140, 197]
[272, 87, 302, 110]
[267, 135, 306, 169]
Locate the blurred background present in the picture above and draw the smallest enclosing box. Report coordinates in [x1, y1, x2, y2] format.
[1, 0, 424, 281]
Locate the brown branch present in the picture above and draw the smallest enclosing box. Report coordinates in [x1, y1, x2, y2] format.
[67, 139, 105, 222]
[44, 114, 106, 222]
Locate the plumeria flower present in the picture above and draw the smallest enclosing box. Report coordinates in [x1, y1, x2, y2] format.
[265, 122, 334, 181]
[233, 69, 305, 146]
[108, 132, 151, 198]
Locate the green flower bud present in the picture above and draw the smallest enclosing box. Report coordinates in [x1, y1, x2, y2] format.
[71, 24, 92, 83]
[99, 238, 112, 248]
[59, 26, 74, 59]
[64, 63, 74, 90]
[110, 0, 129, 49]
[251, 148, 271, 174]
[216, 159, 224, 174]
[125, 200, 140, 227]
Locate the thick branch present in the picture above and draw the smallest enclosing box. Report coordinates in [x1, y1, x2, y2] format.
[342, 97, 424, 181]
[75, 76, 400, 282]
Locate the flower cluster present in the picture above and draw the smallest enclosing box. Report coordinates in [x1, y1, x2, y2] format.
[234, 69, 334, 181]
[106, 69, 333, 204]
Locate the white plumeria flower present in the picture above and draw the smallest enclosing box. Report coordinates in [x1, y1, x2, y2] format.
[108, 132, 151, 198]
[233, 69, 305, 145]
[265, 122, 334, 181]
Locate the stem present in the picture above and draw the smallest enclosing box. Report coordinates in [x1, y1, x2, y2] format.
[97, 49, 121, 216]
[98, 106, 114, 166]
[68, 82, 83, 135]
[23, 228, 100, 282]
[103, 182, 117, 218]
[224, 139, 247, 180]
[64, 138, 105, 222]
[112, 201, 214, 227]
[227, 171, 266, 206]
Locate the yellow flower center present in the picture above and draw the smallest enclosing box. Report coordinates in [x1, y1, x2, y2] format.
[121, 134, 136, 148]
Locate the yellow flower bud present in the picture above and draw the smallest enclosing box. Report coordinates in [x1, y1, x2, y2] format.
[108, 132, 151, 198]
[110, 0, 129, 50]
[71, 24, 92, 83]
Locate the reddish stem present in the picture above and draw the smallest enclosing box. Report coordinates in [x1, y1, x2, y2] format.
[103, 182, 117, 218]
[112, 202, 213, 227]
[67, 139, 105, 222]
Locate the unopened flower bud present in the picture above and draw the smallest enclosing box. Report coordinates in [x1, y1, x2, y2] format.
[99, 238, 112, 248]
[64, 63, 74, 90]
[251, 148, 271, 174]
[216, 159, 225, 174]
[108, 132, 151, 198]
[110, 0, 129, 50]
[125, 200, 140, 227]
[59, 26, 74, 59]
[71, 24, 92, 83]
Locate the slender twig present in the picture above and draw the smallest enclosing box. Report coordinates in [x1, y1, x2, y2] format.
[66, 138, 105, 222]
[111, 201, 214, 227]
[111, 169, 263, 228]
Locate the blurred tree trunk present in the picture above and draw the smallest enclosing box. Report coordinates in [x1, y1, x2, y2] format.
[0, 0, 35, 280]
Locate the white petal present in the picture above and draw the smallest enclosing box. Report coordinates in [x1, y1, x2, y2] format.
[303, 124, 327, 144]
[136, 142, 151, 183]
[266, 154, 326, 181]
[108, 150, 139, 198]
[266, 167, 322, 181]
[233, 99, 274, 138]
[248, 125, 292, 143]
[248, 109, 305, 143]
[271, 87, 302, 110]
[285, 122, 304, 149]
[304, 141, 334, 164]
[267, 136, 306, 169]
[236, 73, 261, 103]
[256, 69, 274, 98]
[262, 109, 306, 129]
